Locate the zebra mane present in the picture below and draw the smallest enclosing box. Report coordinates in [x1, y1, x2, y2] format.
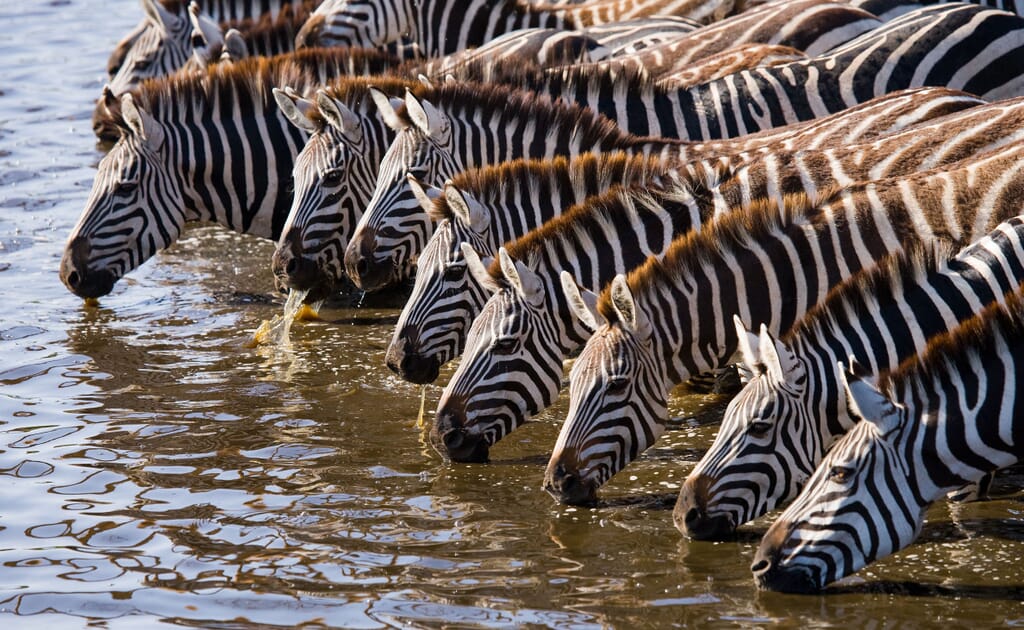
[783, 241, 959, 345]
[597, 187, 838, 324]
[96, 47, 400, 134]
[221, 0, 320, 40]
[485, 167, 708, 282]
[432, 152, 670, 223]
[878, 282, 1024, 398]
[391, 81, 651, 150]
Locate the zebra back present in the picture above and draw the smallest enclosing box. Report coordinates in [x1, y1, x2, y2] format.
[65, 48, 401, 300]
[385, 152, 682, 384]
[754, 281, 1024, 593]
[544, 138, 1024, 505]
[679, 212, 1024, 540]
[655, 43, 807, 90]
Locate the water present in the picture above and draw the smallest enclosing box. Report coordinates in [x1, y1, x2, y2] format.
[2, 1, 1024, 626]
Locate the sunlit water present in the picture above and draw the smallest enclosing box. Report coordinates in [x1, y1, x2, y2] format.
[1, 1, 1023, 626]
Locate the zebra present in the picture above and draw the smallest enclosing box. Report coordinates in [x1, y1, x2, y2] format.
[422, 95, 1023, 461]
[342, 3, 1024, 292]
[543, 138, 1024, 505]
[752, 282, 1024, 593]
[572, 0, 879, 80]
[294, 0, 733, 53]
[654, 43, 806, 90]
[282, 81, 980, 299]
[387, 153, 687, 384]
[63, 49, 402, 300]
[385, 85, 983, 385]
[850, 0, 1024, 20]
[678, 208, 1024, 540]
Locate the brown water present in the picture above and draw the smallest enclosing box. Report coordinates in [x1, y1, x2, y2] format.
[2, 1, 1024, 626]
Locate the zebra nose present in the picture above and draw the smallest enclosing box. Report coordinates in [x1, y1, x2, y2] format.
[430, 398, 489, 462]
[543, 459, 597, 506]
[60, 237, 116, 299]
[345, 226, 388, 290]
[674, 475, 735, 540]
[273, 230, 331, 297]
[294, 13, 324, 49]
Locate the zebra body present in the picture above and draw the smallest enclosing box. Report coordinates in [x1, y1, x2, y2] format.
[654, 43, 806, 90]
[295, 0, 733, 53]
[543, 139, 1024, 505]
[850, 0, 1024, 20]
[343, 3, 1024, 292]
[753, 284, 1024, 593]
[386, 153, 679, 384]
[576, 0, 880, 79]
[64, 49, 402, 300]
[679, 211, 1024, 540]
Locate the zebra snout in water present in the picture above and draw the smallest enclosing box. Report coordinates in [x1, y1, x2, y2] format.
[750, 520, 820, 593]
[430, 396, 489, 463]
[60, 236, 116, 299]
[345, 226, 394, 291]
[272, 230, 333, 300]
[543, 454, 598, 506]
[385, 331, 441, 384]
[674, 474, 737, 541]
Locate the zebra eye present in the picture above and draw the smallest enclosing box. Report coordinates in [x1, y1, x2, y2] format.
[133, 58, 152, 72]
[492, 337, 518, 354]
[443, 263, 465, 281]
[747, 420, 773, 437]
[606, 376, 629, 393]
[829, 466, 854, 484]
[321, 169, 343, 187]
[115, 181, 138, 195]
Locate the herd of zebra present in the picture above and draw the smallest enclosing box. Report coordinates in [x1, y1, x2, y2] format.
[63, 0, 1024, 594]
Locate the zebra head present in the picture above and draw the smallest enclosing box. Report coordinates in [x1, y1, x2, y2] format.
[386, 184, 492, 384]
[346, 89, 456, 291]
[272, 87, 375, 301]
[95, 0, 219, 142]
[544, 275, 667, 506]
[430, 247, 561, 463]
[181, 3, 248, 73]
[676, 318, 814, 540]
[295, 0, 415, 50]
[63, 94, 186, 299]
[753, 365, 921, 593]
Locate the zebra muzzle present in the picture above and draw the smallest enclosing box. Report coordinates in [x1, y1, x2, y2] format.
[430, 397, 489, 463]
[60, 237, 116, 299]
[543, 458, 598, 506]
[674, 474, 737, 540]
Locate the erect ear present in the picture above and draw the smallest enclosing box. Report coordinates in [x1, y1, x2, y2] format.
[733, 315, 761, 374]
[141, 0, 179, 32]
[417, 73, 433, 88]
[561, 271, 604, 332]
[369, 87, 408, 131]
[404, 90, 447, 137]
[461, 243, 500, 294]
[757, 324, 799, 383]
[188, 1, 223, 52]
[100, 85, 120, 119]
[498, 247, 544, 307]
[272, 87, 318, 133]
[840, 360, 901, 433]
[222, 28, 248, 61]
[609, 274, 649, 338]
[407, 174, 443, 214]
[120, 93, 164, 149]
[316, 89, 362, 142]
[444, 184, 490, 234]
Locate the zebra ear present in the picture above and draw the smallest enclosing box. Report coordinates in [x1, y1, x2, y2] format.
[222, 28, 248, 61]
[273, 87, 318, 133]
[141, 0, 179, 33]
[100, 85, 120, 120]
[404, 90, 447, 138]
[444, 185, 490, 234]
[498, 247, 544, 307]
[561, 271, 603, 332]
[840, 361, 900, 432]
[733, 315, 761, 373]
[316, 90, 362, 142]
[757, 324, 798, 383]
[188, 1, 223, 55]
[609, 275, 649, 338]
[369, 87, 408, 131]
[407, 174, 442, 214]
[119, 93, 164, 149]
[461, 243, 500, 294]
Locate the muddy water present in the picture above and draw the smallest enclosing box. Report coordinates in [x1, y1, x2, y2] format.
[2, 1, 1024, 626]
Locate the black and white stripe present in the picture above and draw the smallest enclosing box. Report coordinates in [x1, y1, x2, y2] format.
[752, 276, 1024, 593]
[544, 138, 1024, 505]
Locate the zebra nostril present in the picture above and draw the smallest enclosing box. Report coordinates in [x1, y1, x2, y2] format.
[751, 558, 770, 575]
[443, 429, 464, 451]
[355, 257, 370, 278]
[684, 507, 701, 528]
[285, 257, 299, 275]
[67, 270, 80, 288]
